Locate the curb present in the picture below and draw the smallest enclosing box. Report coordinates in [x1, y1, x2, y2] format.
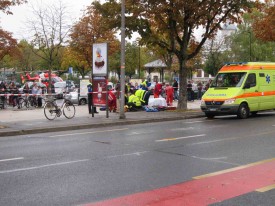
[0, 112, 205, 137]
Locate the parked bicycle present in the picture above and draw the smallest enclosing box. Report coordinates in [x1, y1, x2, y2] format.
[0, 95, 8, 109]
[43, 93, 75, 120]
[18, 95, 31, 109]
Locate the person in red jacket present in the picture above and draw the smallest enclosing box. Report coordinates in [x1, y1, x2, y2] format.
[165, 83, 174, 106]
[154, 80, 162, 98]
[108, 88, 117, 112]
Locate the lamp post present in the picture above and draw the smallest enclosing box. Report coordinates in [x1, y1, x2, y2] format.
[119, 0, 126, 119]
[244, 30, 252, 62]
[138, 46, 141, 79]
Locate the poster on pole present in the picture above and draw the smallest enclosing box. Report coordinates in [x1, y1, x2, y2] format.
[93, 43, 108, 75]
[92, 76, 107, 107]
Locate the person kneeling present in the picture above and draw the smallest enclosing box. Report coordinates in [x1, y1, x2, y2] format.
[127, 89, 142, 112]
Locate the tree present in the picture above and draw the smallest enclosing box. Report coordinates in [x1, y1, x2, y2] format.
[0, 29, 19, 61]
[27, 0, 70, 91]
[0, 0, 27, 63]
[252, 0, 275, 42]
[94, 0, 253, 109]
[0, 0, 27, 15]
[69, 4, 119, 77]
[203, 35, 231, 76]
[61, 47, 90, 78]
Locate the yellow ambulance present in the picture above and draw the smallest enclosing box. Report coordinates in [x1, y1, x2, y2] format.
[201, 62, 275, 119]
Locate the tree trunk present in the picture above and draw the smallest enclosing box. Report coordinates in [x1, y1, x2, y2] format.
[177, 58, 188, 110]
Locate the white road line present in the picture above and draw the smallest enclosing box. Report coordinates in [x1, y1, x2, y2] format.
[189, 137, 240, 145]
[0, 159, 89, 174]
[156, 134, 206, 142]
[0, 157, 24, 162]
[184, 121, 204, 124]
[170, 127, 194, 131]
[49, 128, 128, 137]
[191, 156, 227, 160]
[107, 151, 148, 158]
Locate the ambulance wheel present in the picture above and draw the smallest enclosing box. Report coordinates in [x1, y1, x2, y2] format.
[237, 103, 249, 119]
[205, 113, 215, 119]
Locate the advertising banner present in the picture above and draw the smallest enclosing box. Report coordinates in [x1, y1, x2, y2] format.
[79, 79, 89, 96]
[93, 43, 108, 75]
[92, 76, 107, 107]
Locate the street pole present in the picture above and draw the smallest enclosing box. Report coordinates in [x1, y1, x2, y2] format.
[138, 45, 141, 79]
[119, 0, 126, 119]
[249, 31, 252, 62]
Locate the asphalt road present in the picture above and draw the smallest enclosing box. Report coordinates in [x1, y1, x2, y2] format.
[1, 113, 275, 205]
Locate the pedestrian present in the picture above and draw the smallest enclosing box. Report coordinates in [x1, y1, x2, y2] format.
[154, 80, 162, 98]
[87, 78, 98, 114]
[205, 79, 212, 91]
[197, 81, 203, 100]
[172, 79, 178, 100]
[165, 83, 174, 106]
[0, 81, 7, 104]
[108, 87, 117, 112]
[31, 82, 39, 107]
[9, 82, 19, 108]
[187, 80, 193, 101]
[37, 85, 43, 107]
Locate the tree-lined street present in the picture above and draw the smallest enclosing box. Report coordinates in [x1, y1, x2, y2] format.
[1, 114, 275, 205]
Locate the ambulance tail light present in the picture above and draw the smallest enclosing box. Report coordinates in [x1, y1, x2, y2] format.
[224, 98, 236, 105]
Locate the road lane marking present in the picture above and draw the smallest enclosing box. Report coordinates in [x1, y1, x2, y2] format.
[0, 159, 89, 174]
[107, 151, 148, 158]
[256, 184, 275, 192]
[189, 137, 240, 145]
[170, 127, 194, 131]
[193, 157, 275, 179]
[49, 128, 128, 137]
[156, 134, 205, 142]
[184, 121, 204, 124]
[0, 157, 24, 162]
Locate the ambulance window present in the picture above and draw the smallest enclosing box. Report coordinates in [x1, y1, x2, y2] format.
[245, 73, 256, 87]
[259, 73, 265, 77]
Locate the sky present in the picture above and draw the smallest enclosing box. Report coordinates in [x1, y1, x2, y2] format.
[0, 0, 93, 40]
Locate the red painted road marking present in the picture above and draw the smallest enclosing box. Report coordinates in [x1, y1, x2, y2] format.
[84, 158, 275, 206]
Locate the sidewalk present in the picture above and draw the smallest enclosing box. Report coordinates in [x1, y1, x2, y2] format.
[0, 100, 204, 137]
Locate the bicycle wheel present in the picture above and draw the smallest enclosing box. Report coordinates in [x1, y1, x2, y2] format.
[18, 98, 25, 109]
[44, 102, 57, 120]
[63, 102, 75, 119]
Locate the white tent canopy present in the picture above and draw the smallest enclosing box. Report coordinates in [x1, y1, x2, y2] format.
[143, 59, 167, 82]
[144, 59, 167, 68]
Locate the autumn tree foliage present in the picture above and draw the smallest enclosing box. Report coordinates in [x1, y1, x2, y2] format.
[0, 29, 18, 61]
[0, 0, 27, 61]
[69, 4, 119, 76]
[94, 0, 253, 109]
[252, 0, 275, 42]
[0, 0, 27, 15]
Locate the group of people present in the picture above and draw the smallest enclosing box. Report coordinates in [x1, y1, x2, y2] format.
[187, 79, 212, 101]
[114, 79, 180, 111]
[0, 81, 43, 108]
[88, 78, 212, 113]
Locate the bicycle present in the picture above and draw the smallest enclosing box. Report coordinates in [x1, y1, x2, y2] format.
[18, 95, 31, 109]
[0, 96, 8, 109]
[43, 93, 76, 120]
